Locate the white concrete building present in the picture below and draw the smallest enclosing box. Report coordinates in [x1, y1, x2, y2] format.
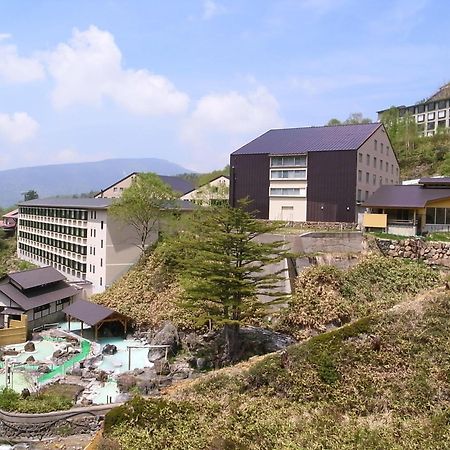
[17, 198, 158, 295]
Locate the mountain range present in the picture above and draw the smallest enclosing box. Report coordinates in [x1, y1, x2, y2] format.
[0, 158, 192, 207]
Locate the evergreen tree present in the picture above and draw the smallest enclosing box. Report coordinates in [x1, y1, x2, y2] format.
[167, 201, 290, 363]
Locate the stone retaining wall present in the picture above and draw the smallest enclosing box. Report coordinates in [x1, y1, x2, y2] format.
[0, 403, 116, 441]
[376, 238, 450, 266]
[267, 221, 358, 231]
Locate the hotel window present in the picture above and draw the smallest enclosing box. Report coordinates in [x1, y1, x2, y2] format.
[270, 155, 307, 167]
[100, 258, 103, 267]
[379, 159, 383, 170]
[427, 112, 435, 121]
[358, 170, 362, 182]
[391, 164, 394, 174]
[357, 189, 362, 202]
[379, 176, 382, 186]
[373, 174, 376, 185]
[438, 120, 446, 128]
[358, 153, 362, 163]
[427, 122, 435, 130]
[269, 187, 306, 197]
[380, 143, 384, 154]
[438, 110, 446, 119]
[270, 169, 307, 179]
[373, 157, 377, 169]
[438, 100, 447, 109]
[426, 208, 450, 225]
[100, 277, 102, 286]
[100, 221, 104, 230]
[417, 104, 425, 113]
[385, 161, 389, 171]
[374, 140, 377, 151]
[100, 239, 103, 248]
[427, 102, 435, 111]
[366, 172, 369, 183]
[365, 191, 369, 200]
[366, 154, 370, 165]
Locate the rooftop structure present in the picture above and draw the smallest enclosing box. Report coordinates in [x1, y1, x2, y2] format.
[230, 123, 400, 223]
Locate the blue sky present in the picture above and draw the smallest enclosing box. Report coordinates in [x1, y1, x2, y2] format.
[0, 0, 449, 172]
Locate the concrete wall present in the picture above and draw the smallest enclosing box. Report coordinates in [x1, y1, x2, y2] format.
[96, 174, 136, 198]
[269, 196, 307, 221]
[287, 231, 364, 255]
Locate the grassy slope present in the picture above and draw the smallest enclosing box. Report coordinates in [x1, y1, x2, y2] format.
[0, 236, 35, 277]
[102, 258, 449, 450]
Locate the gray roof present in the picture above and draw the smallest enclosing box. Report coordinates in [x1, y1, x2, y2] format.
[232, 123, 381, 155]
[160, 176, 194, 195]
[365, 185, 450, 208]
[19, 197, 113, 209]
[8, 266, 65, 290]
[0, 281, 77, 311]
[63, 299, 117, 326]
[418, 177, 450, 186]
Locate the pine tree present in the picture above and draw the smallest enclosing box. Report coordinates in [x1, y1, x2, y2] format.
[167, 201, 290, 363]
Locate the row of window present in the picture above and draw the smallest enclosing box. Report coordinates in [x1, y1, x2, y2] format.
[20, 219, 88, 238]
[32, 298, 70, 320]
[399, 100, 449, 116]
[270, 169, 307, 180]
[357, 190, 372, 202]
[373, 140, 390, 155]
[359, 153, 397, 176]
[18, 231, 88, 255]
[417, 110, 447, 122]
[269, 187, 306, 197]
[18, 243, 87, 272]
[358, 170, 395, 186]
[426, 208, 450, 225]
[19, 207, 89, 220]
[270, 156, 307, 168]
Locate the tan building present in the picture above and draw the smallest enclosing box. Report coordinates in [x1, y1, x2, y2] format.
[95, 172, 194, 199]
[180, 175, 229, 206]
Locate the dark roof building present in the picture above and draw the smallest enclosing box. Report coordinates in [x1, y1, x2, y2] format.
[230, 123, 400, 223]
[363, 177, 450, 236]
[0, 266, 77, 326]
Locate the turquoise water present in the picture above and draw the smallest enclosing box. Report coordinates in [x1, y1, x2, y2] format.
[0, 370, 35, 393]
[89, 380, 120, 404]
[6, 340, 58, 364]
[97, 337, 152, 374]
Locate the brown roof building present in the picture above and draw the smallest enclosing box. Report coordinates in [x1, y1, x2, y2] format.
[363, 178, 450, 236]
[230, 123, 399, 223]
[0, 266, 78, 329]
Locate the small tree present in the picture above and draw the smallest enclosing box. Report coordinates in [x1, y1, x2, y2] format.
[169, 201, 290, 363]
[109, 173, 177, 254]
[23, 190, 38, 201]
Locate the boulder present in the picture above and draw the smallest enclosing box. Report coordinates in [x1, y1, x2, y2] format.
[96, 370, 108, 383]
[196, 357, 208, 371]
[239, 327, 296, 355]
[148, 322, 180, 362]
[102, 344, 118, 355]
[24, 341, 35, 352]
[21, 388, 31, 398]
[25, 355, 36, 363]
[52, 349, 64, 359]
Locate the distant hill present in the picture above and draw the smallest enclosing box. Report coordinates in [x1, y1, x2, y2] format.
[0, 158, 193, 207]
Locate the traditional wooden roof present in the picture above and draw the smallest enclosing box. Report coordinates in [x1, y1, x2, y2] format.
[63, 299, 124, 326]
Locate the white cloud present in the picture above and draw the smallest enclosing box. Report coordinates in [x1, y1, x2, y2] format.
[0, 112, 39, 143]
[182, 86, 283, 170]
[46, 26, 189, 115]
[0, 36, 45, 83]
[202, 0, 225, 20]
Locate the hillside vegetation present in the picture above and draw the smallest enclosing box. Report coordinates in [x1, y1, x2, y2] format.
[91, 250, 197, 330]
[0, 236, 35, 277]
[278, 255, 440, 339]
[103, 288, 450, 449]
[99, 255, 447, 449]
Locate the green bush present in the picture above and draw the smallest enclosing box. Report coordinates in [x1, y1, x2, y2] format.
[0, 388, 73, 413]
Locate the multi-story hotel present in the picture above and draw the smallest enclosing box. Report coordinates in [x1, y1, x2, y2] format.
[230, 123, 400, 223]
[377, 83, 450, 136]
[17, 198, 141, 295]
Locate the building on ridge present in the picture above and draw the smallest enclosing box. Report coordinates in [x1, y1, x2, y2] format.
[377, 83, 450, 136]
[230, 123, 400, 223]
[180, 175, 229, 206]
